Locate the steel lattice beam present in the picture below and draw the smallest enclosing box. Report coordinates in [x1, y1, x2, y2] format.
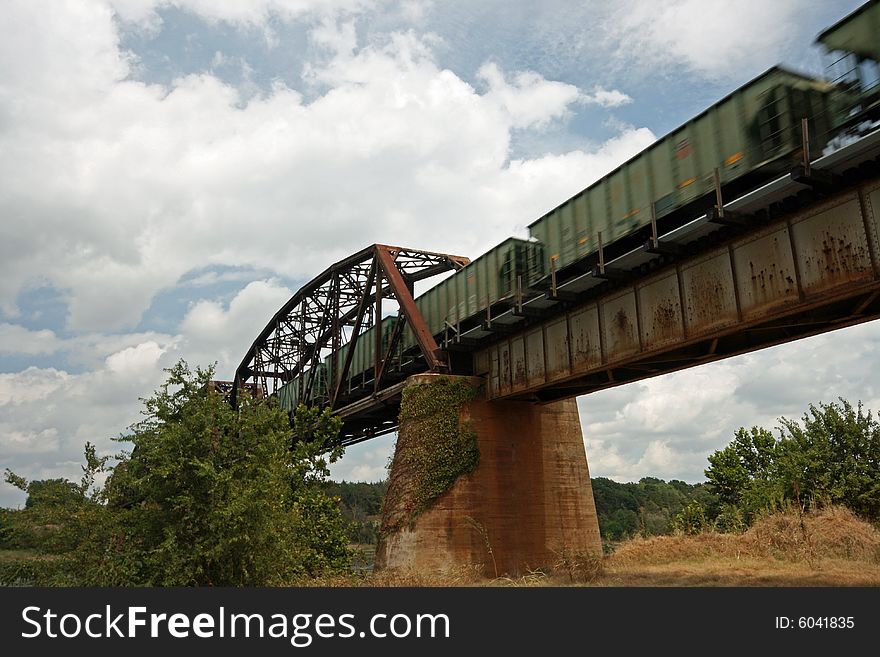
[232, 245, 469, 436]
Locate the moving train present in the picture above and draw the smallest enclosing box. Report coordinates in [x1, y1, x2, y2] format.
[280, 0, 880, 410]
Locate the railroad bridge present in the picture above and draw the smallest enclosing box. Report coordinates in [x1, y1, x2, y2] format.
[233, 134, 880, 444]
[228, 132, 880, 574]
[228, 0, 880, 574]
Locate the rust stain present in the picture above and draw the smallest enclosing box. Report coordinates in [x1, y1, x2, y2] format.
[818, 233, 865, 280]
[689, 274, 731, 326]
[748, 260, 794, 301]
[527, 333, 545, 383]
[544, 322, 570, 379]
[650, 299, 678, 342]
[611, 307, 635, 350]
[552, 341, 569, 375]
[513, 359, 526, 386]
[573, 331, 593, 361]
[798, 228, 870, 292]
[570, 310, 601, 369]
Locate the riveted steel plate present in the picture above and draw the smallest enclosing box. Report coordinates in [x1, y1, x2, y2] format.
[864, 183, 880, 274]
[790, 196, 873, 296]
[733, 224, 799, 320]
[526, 329, 545, 386]
[680, 248, 739, 335]
[569, 305, 602, 373]
[488, 346, 499, 398]
[499, 340, 512, 396]
[545, 318, 571, 381]
[600, 290, 640, 362]
[511, 335, 527, 392]
[637, 271, 684, 350]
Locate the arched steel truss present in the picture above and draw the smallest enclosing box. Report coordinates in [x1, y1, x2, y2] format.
[233, 245, 469, 437]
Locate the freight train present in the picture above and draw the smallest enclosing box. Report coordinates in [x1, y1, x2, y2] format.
[278, 0, 880, 412]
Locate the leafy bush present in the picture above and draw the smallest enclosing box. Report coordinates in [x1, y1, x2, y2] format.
[673, 500, 709, 535]
[705, 399, 880, 524]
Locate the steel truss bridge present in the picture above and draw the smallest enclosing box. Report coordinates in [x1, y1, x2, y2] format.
[231, 245, 469, 442]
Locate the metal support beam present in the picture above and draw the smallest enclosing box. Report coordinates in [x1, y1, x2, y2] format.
[478, 176, 880, 405]
[643, 239, 684, 256]
[375, 245, 446, 372]
[590, 265, 628, 280]
[331, 261, 376, 409]
[375, 315, 407, 388]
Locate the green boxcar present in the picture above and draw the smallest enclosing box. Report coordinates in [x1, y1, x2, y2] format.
[818, 0, 880, 62]
[398, 237, 544, 353]
[277, 315, 398, 408]
[277, 377, 298, 413]
[321, 237, 540, 392]
[330, 316, 398, 388]
[452, 236, 544, 320]
[278, 362, 329, 411]
[817, 1, 880, 131]
[528, 66, 837, 272]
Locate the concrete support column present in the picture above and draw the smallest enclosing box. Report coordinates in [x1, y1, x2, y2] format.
[375, 374, 601, 577]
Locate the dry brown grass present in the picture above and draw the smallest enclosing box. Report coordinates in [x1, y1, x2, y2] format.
[296, 506, 880, 587]
[608, 505, 880, 564]
[296, 564, 487, 587]
[600, 505, 880, 587]
[748, 505, 879, 562]
[597, 558, 880, 587]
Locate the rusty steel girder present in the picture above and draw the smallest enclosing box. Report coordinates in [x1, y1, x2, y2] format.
[476, 176, 880, 403]
[232, 245, 469, 418]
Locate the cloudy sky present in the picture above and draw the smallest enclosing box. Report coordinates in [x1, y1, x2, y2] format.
[1, 0, 875, 507]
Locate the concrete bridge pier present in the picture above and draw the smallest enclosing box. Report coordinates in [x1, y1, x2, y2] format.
[375, 374, 602, 577]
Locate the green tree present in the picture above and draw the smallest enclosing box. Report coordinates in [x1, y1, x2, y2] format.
[775, 399, 880, 518]
[673, 500, 708, 535]
[705, 426, 782, 518]
[4, 360, 352, 586]
[321, 480, 387, 544]
[3, 445, 107, 554]
[591, 476, 719, 540]
[705, 399, 880, 523]
[23, 479, 83, 509]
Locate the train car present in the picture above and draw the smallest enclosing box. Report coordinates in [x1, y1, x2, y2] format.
[277, 361, 328, 413]
[817, 0, 880, 133]
[285, 4, 880, 413]
[399, 237, 544, 353]
[329, 315, 399, 387]
[277, 376, 298, 413]
[278, 316, 399, 410]
[528, 66, 837, 273]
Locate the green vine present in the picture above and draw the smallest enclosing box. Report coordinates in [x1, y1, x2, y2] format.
[381, 377, 480, 535]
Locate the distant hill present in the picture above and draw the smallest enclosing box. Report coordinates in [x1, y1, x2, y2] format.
[321, 480, 388, 544]
[590, 477, 719, 541]
[323, 477, 718, 544]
